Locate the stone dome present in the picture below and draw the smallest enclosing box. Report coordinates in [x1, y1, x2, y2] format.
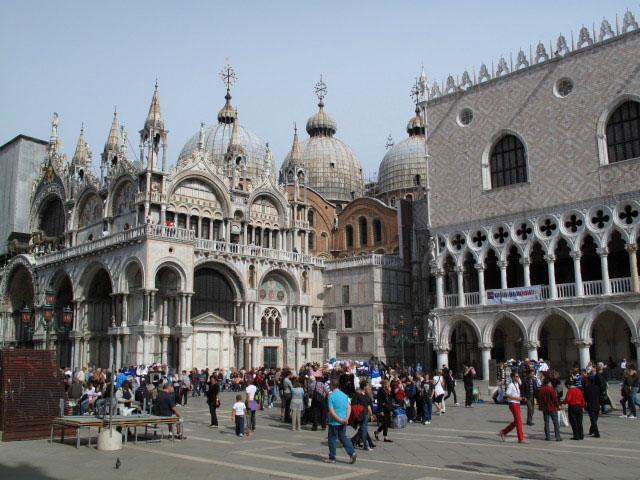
[177, 91, 274, 180]
[377, 107, 427, 198]
[282, 100, 364, 204]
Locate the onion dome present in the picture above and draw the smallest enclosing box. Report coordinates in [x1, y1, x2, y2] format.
[178, 91, 271, 180]
[377, 106, 427, 199]
[282, 102, 364, 204]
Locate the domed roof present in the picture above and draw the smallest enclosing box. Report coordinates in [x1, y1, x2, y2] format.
[282, 136, 364, 204]
[178, 91, 274, 180]
[306, 100, 337, 136]
[378, 108, 427, 197]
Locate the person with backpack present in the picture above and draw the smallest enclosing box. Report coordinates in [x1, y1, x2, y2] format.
[350, 380, 375, 450]
[374, 380, 393, 443]
[308, 376, 328, 431]
[432, 370, 446, 415]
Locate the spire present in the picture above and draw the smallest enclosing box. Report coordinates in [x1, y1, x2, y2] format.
[385, 132, 395, 150]
[227, 109, 244, 154]
[217, 88, 236, 124]
[290, 123, 301, 164]
[145, 80, 164, 130]
[73, 124, 88, 165]
[106, 109, 120, 150]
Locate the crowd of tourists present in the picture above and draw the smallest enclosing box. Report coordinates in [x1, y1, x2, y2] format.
[59, 354, 640, 461]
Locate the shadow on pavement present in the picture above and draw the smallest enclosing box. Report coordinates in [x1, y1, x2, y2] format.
[0, 463, 60, 480]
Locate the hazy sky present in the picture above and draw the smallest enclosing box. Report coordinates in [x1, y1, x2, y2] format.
[0, 1, 633, 178]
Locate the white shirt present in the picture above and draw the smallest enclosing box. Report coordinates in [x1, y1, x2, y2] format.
[246, 384, 257, 400]
[233, 401, 246, 416]
[505, 382, 521, 404]
[538, 362, 549, 372]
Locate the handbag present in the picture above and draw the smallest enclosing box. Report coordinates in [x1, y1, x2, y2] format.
[559, 409, 569, 427]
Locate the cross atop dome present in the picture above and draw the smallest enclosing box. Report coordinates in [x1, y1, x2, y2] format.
[314, 75, 327, 102]
[220, 58, 237, 92]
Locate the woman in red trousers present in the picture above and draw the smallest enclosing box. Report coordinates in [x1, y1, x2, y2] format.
[499, 372, 527, 443]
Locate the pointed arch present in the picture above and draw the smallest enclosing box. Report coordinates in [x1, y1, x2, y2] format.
[482, 311, 528, 344]
[529, 307, 579, 342]
[581, 303, 638, 339]
[439, 313, 482, 346]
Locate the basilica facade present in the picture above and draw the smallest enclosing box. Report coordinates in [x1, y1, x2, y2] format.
[0, 76, 419, 371]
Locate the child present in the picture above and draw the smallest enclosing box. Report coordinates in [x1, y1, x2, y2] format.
[232, 394, 247, 436]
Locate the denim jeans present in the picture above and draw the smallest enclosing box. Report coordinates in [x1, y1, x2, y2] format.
[248, 409, 256, 430]
[631, 387, 640, 408]
[543, 410, 561, 439]
[359, 417, 369, 448]
[422, 398, 433, 422]
[235, 416, 245, 436]
[328, 424, 355, 460]
[269, 386, 277, 407]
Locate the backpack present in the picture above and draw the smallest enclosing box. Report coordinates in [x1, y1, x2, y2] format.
[394, 385, 405, 401]
[349, 404, 365, 425]
[312, 382, 326, 402]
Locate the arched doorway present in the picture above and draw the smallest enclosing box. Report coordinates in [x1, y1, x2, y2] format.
[86, 269, 112, 367]
[155, 267, 180, 326]
[6, 265, 35, 347]
[123, 262, 143, 329]
[52, 274, 73, 368]
[491, 317, 525, 362]
[590, 311, 635, 367]
[449, 321, 480, 376]
[192, 267, 235, 321]
[538, 313, 577, 374]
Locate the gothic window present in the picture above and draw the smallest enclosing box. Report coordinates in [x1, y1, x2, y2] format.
[307, 210, 315, 226]
[345, 225, 354, 248]
[261, 307, 281, 338]
[373, 219, 382, 243]
[489, 135, 527, 188]
[606, 101, 640, 163]
[308, 232, 315, 250]
[359, 217, 368, 246]
[192, 268, 234, 320]
[40, 197, 65, 239]
[312, 318, 325, 348]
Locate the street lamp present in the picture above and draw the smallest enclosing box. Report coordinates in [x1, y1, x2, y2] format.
[20, 293, 73, 336]
[389, 315, 421, 366]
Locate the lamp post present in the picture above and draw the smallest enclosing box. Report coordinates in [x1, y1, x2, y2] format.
[389, 315, 420, 366]
[20, 288, 73, 337]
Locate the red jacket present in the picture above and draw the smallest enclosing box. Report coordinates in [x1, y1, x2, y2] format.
[537, 385, 560, 412]
[561, 386, 586, 407]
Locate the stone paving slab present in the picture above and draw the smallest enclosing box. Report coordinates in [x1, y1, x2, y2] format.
[0, 389, 638, 480]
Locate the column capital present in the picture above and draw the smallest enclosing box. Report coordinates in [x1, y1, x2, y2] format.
[523, 340, 541, 349]
[434, 343, 450, 353]
[433, 268, 445, 277]
[497, 260, 508, 269]
[596, 247, 609, 256]
[625, 243, 638, 253]
[574, 338, 593, 348]
[569, 251, 582, 260]
[519, 258, 531, 266]
[631, 336, 640, 346]
[453, 266, 465, 274]
[478, 342, 493, 350]
[543, 254, 556, 263]
[474, 264, 486, 272]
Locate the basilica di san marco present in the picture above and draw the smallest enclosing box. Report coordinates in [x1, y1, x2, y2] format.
[0, 67, 422, 372]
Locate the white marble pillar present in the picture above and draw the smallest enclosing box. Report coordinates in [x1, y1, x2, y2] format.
[479, 343, 492, 381]
[633, 337, 640, 365]
[626, 244, 639, 293]
[544, 254, 557, 300]
[575, 339, 592, 368]
[121, 294, 128, 327]
[475, 265, 486, 305]
[434, 268, 444, 308]
[455, 266, 465, 307]
[524, 341, 540, 361]
[161, 335, 168, 365]
[142, 335, 149, 365]
[122, 334, 130, 367]
[570, 251, 583, 297]
[115, 335, 122, 370]
[521, 258, 531, 287]
[597, 248, 611, 295]
[498, 261, 508, 289]
[435, 346, 450, 371]
[304, 338, 310, 363]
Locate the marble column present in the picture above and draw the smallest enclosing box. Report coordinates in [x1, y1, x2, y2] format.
[149, 290, 157, 324]
[434, 267, 444, 308]
[115, 335, 122, 370]
[570, 251, 583, 297]
[304, 338, 310, 363]
[523, 341, 540, 361]
[435, 345, 450, 370]
[73, 338, 80, 369]
[121, 294, 128, 327]
[544, 254, 557, 300]
[455, 266, 465, 307]
[244, 338, 250, 369]
[479, 343, 493, 381]
[575, 339, 592, 368]
[625, 244, 639, 293]
[597, 247, 611, 295]
[521, 258, 531, 287]
[161, 335, 168, 365]
[498, 261, 508, 289]
[632, 337, 640, 365]
[475, 265, 486, 305]
[142, 334, 149, 365]
[121, 334, 130, 367]
[186, 293, 192, 325]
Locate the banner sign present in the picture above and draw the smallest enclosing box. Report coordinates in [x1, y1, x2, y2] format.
[486, 285, 542, 304]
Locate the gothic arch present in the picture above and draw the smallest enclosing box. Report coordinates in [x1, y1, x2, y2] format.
[194, 259, 246, 301]
[597, 93, 640, 165]
[481, 129, 530, 191]
[482, 311, 528, 344]
[439, 313, 482, 346]
[580, 303, 638, 339]
[31, 192, 67, 238]
[529, 307, 579, 342]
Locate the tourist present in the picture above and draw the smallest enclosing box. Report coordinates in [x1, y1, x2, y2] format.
[443, 367, 458, 406]
[462, 363, 474, 408]
[180, 370, 191, 406]
[498, 372, 527, 443]
[421, 372, 434, 425]
[432, 370, 446, 415]
[561, 379, 585, 440]
[246, 379, 258, 431]
[522, 369, 538, 426]
[266, 367, 277, 408]
[282, 370, 293, 423]
[325, 378, 357, 464]
[350, 380, 375, 450]
[290, 380, 305, 431]
[232, 394, 247, 437]
[537, 376, 562, 441]
[374, 379, 393, 443]
[156, 383, 186, 440]
[308, 375, 328, 431]
[206, 374, 220, 428]
[583, 376, 601, 437]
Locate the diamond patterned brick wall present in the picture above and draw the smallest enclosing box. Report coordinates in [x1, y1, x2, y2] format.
[425, 31, 640, 228]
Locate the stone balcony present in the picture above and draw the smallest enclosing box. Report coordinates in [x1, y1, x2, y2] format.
[324, 254, 405, 270]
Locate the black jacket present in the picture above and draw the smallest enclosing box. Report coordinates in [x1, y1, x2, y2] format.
[521, 378, 538, 399]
